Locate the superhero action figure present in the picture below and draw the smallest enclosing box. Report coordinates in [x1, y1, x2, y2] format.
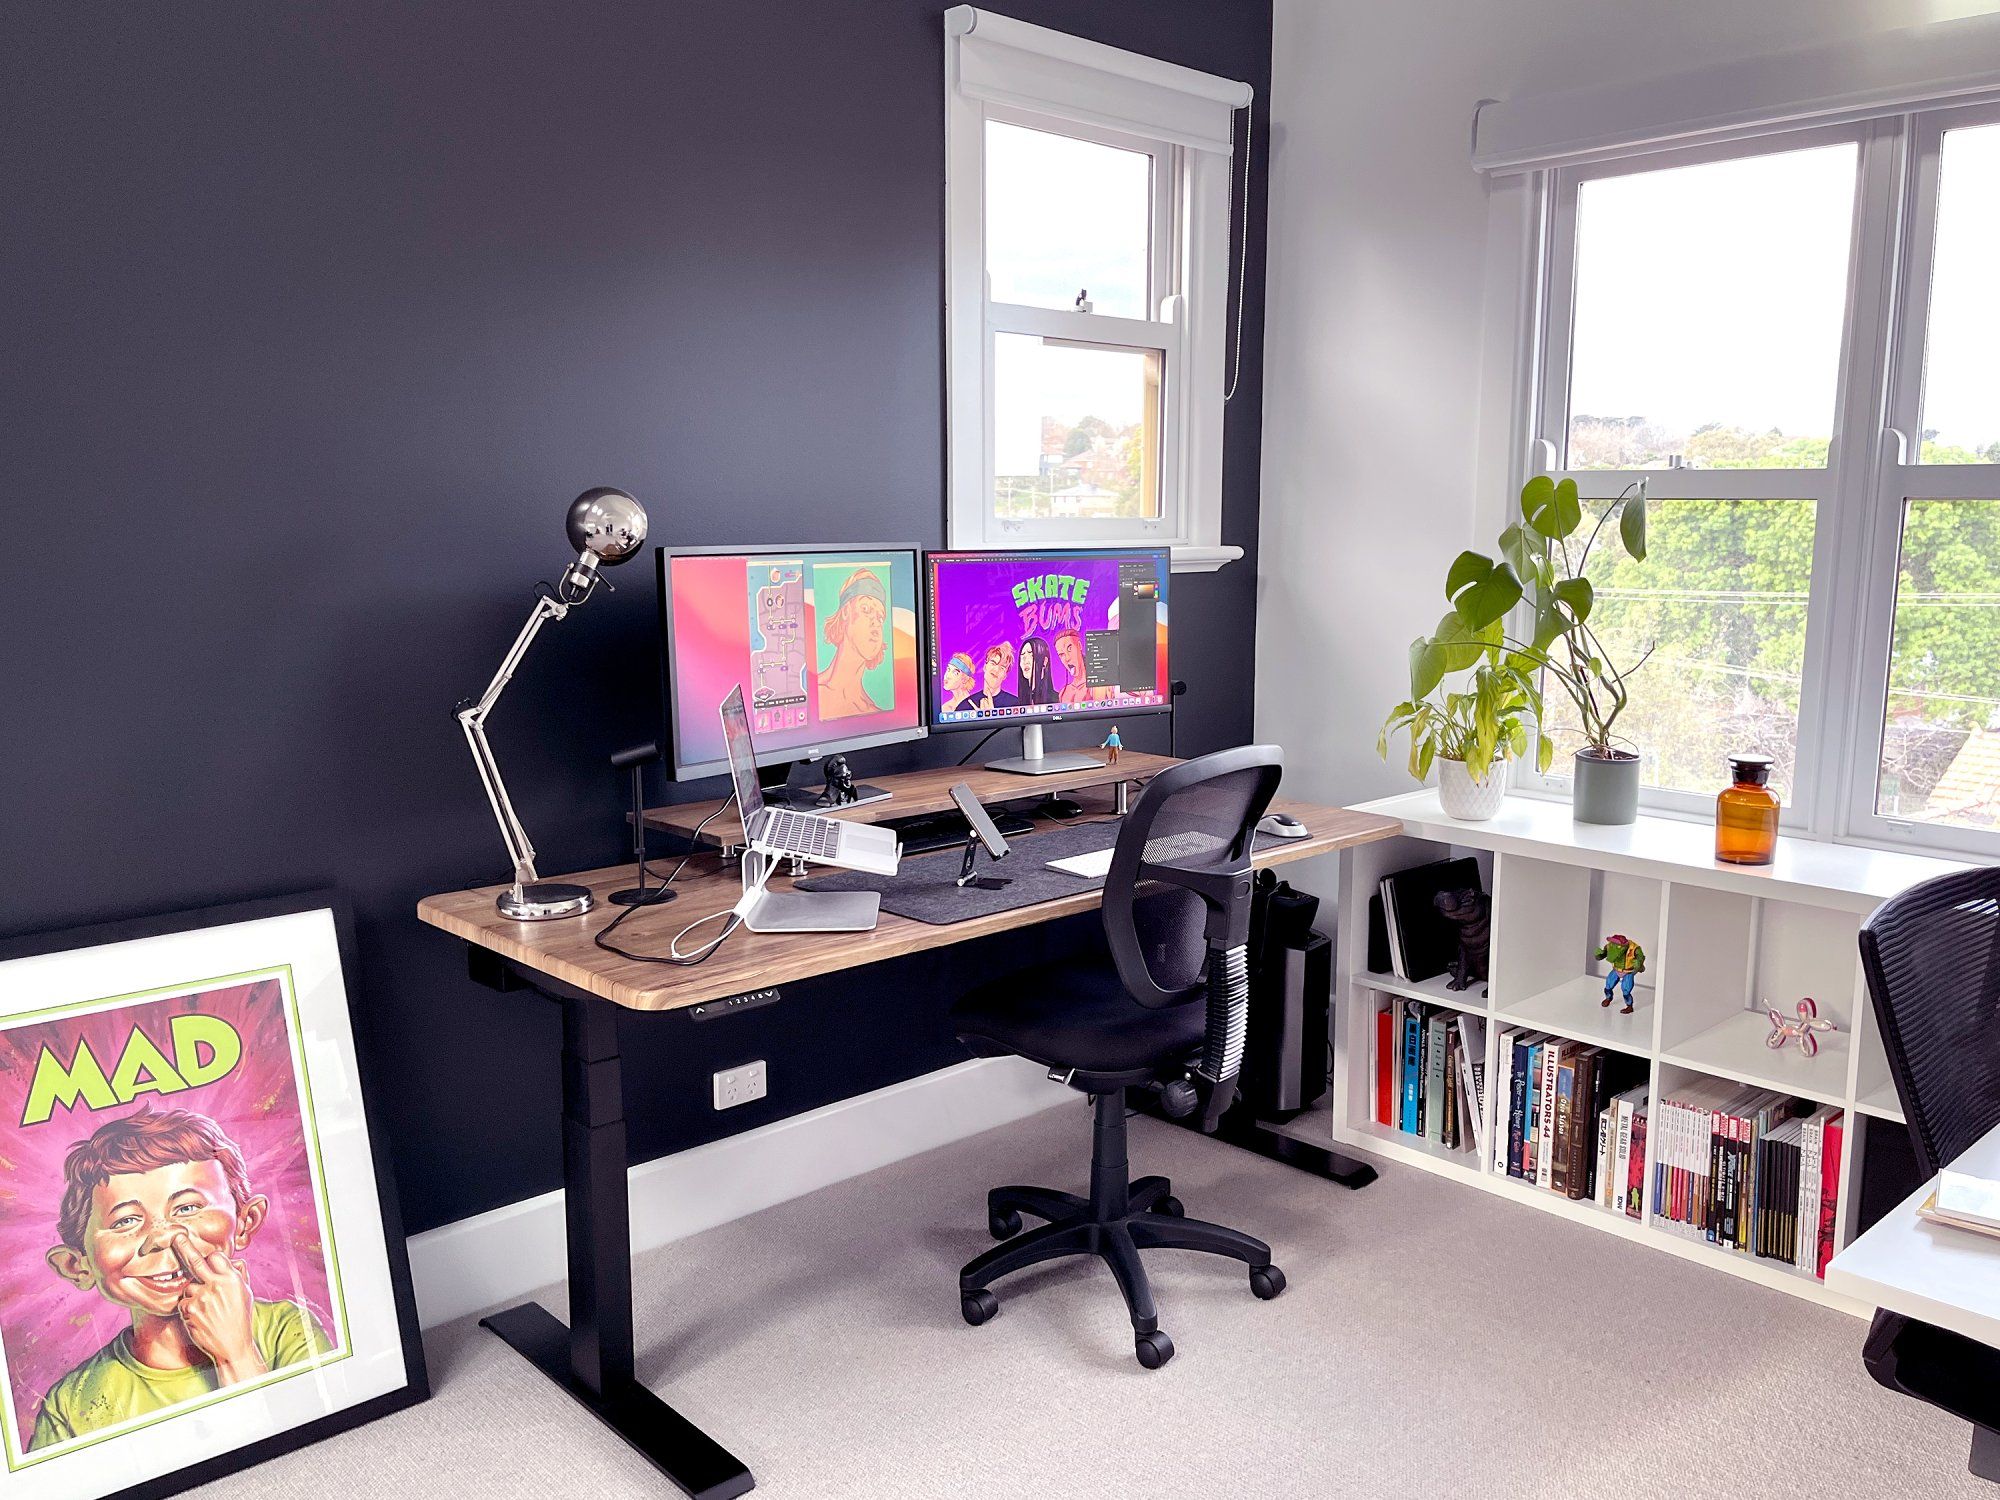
[1596, 933, 1646, 1014]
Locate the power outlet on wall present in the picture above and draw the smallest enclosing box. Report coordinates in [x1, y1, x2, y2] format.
[712, 1059, 768, 1111]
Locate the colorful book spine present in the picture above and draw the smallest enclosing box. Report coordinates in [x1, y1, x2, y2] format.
[1566, 1050, 1600, 1201]
[1625, 1107, 1647, 1220]
[1375, 1004, 1394, 1126]
[1506, 1034, 1531, 1177]
[1400, 1003, 1423, 1134]
[1535, 1039, 1563, 1190]
[1797, 1111, 1825, 1272]
[1551, 1056, 1576, 1195]
[1425, 1012, 1450, 1145]
[1817, 1113, 1845, 1279]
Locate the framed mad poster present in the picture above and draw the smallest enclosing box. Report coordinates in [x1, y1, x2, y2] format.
[0, 893, 425, 1499]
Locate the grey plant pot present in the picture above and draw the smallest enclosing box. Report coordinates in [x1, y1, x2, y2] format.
[1572, 749, 1640, 825]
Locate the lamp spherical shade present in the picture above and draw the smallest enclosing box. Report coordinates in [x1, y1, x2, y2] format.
[566, 487, 648, 565]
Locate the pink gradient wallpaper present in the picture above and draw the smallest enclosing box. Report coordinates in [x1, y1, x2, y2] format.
[665, 550, 922, 770]
[0, 977, 338, 1449]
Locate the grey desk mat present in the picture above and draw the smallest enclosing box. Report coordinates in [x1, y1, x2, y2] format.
[796, 819, 1125, 925]
[795, 820, 1265, 926]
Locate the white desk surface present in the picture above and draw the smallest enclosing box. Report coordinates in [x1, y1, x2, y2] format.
[1827, 1122, 2000, 1347]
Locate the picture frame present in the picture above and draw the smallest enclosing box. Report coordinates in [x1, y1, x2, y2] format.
[0, 891, 428, 1500]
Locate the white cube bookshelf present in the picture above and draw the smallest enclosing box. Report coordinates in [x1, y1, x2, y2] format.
[1269, 789, 1967, 1317]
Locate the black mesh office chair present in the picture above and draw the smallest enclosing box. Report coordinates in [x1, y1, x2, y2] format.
[949, 746, 1288, 1369]
[1858, 867, 2000, 1480]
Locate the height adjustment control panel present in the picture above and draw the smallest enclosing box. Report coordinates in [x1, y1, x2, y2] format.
[688, 986, 781, 1021]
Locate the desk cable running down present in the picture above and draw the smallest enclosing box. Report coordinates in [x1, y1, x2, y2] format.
[593, 793, 744, 965]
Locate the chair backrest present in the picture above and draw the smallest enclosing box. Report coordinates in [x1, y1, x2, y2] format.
[1859, 866, 2000, 1174]
[1102, 745, 1282, 1010]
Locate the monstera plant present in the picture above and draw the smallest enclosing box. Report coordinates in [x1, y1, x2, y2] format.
[1407, 475, 1651, 823]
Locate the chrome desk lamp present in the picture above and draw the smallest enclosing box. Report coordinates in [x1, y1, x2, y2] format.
[458, 487, 648, 921]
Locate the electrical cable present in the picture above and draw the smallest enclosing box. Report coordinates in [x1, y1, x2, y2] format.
[955, 726, 1009, 765]
[594, 793, 743, 966]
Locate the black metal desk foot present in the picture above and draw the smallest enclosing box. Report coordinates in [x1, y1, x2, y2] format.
[1213, 1113, 1379, 1189]
[482, 1303, 755, 1500]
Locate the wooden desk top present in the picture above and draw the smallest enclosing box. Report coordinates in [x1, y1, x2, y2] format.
[640, 750, 1177, 844]
[419, 786, 1401, 1015]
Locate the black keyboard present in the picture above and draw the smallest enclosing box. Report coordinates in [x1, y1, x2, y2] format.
[887, 807, 1035, 854]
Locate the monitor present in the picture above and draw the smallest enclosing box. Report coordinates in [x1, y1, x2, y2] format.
[658, 546, 926, 785]
[924, 547, 1170, 773]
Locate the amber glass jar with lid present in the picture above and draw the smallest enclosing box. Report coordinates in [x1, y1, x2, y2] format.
[1715, 754, 1779, 865]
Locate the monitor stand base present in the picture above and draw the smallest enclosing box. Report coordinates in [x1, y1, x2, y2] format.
[984, 723, 1107, 777]
[763, 781, 893, 811]
[986, 752, 1102, 776]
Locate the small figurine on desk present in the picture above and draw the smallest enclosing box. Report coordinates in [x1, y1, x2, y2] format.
[821, 754, 857, 806]
[1595, 933, 1646, 1013]
[1767, 996, 1838, 1058]
[1101, 726, 1122, 765]
[1433, 887, 1490, 996]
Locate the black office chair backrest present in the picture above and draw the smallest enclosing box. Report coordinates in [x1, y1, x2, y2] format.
[1103, 745, 1282, 1011]
[1859, 866, 2000, 1174]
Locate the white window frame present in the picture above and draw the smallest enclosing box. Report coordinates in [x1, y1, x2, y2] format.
[1837, 99, 2000, 859]
[943, 6, 1249, 572]
[1491, 97, 2000, 860]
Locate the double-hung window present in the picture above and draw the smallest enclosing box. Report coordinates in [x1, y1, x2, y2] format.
[1483, 26, 2000, 857]
[943, 7, 1250, 570]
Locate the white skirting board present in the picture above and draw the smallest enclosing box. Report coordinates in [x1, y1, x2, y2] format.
[405, 1056, 1064, 1329]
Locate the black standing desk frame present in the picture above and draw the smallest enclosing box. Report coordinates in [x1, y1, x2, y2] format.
[468, 948, 754, 1500]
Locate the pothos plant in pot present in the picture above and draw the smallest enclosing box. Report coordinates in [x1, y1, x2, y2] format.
[1379, 650, 1542, 822]
[1422, 474, 1653, 824]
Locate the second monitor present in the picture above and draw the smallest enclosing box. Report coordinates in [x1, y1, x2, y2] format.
[926, 546, 1170, 774]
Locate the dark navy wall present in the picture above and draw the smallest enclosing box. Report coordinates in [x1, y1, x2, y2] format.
[0, 0, 1272, 1234]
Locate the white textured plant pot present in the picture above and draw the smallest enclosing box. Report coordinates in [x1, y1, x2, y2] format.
[1436, 758, 1506, 821]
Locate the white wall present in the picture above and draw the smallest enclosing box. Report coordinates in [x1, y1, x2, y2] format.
[1255, 0, 1993, 811]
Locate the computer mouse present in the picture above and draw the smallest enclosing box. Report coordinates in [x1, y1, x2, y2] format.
[1257, 812, 1308, 839]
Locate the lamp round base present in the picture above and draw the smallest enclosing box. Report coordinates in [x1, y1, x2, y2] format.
[498, 882, 594, 921]
[608, 885, 677, 907]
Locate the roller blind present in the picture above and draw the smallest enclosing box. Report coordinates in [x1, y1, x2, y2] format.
[946, 5, 1250, 155]
[1473, 11, 2000, 173]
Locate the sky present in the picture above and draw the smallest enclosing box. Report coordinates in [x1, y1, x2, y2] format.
[985, 121, 1155, 479]
[1569, 124, 2000, 457]
[979, 116, 2000, 480]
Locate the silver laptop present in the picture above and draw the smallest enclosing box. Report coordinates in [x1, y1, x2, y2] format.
[721, 685, 901, 879]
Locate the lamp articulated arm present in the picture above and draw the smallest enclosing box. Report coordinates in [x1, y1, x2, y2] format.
[457, 589, 574, 893]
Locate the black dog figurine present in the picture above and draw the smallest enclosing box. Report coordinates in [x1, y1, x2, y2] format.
[1434, 887, 1491, 996]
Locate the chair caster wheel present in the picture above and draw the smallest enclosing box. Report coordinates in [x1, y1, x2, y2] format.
[1153, 1195, 1185, 1218]
[1134, 1329, 1175, 1369]
[1250, 1265, 1287, 1300]
[961, 1288, 999, 1326]
[988, 1208, 1022, 1239]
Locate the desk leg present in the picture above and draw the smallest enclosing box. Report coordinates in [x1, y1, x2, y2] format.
[480, 993, 754, 1500]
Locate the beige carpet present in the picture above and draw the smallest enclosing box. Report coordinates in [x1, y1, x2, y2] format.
[191, 1105, 1986, 1499]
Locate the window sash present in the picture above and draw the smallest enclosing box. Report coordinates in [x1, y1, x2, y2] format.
[1838, 99, 2000, 857]
[1506, 99, 2000, 859]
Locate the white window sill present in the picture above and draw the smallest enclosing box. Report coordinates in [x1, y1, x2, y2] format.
[1170, 544, 1243, 573]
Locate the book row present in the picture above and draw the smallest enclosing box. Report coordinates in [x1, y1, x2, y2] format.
[1652, 1077, 1845, 1278]
[1371, 1001, 1486, 1158]
[1495, 1030, 1649, 1215]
